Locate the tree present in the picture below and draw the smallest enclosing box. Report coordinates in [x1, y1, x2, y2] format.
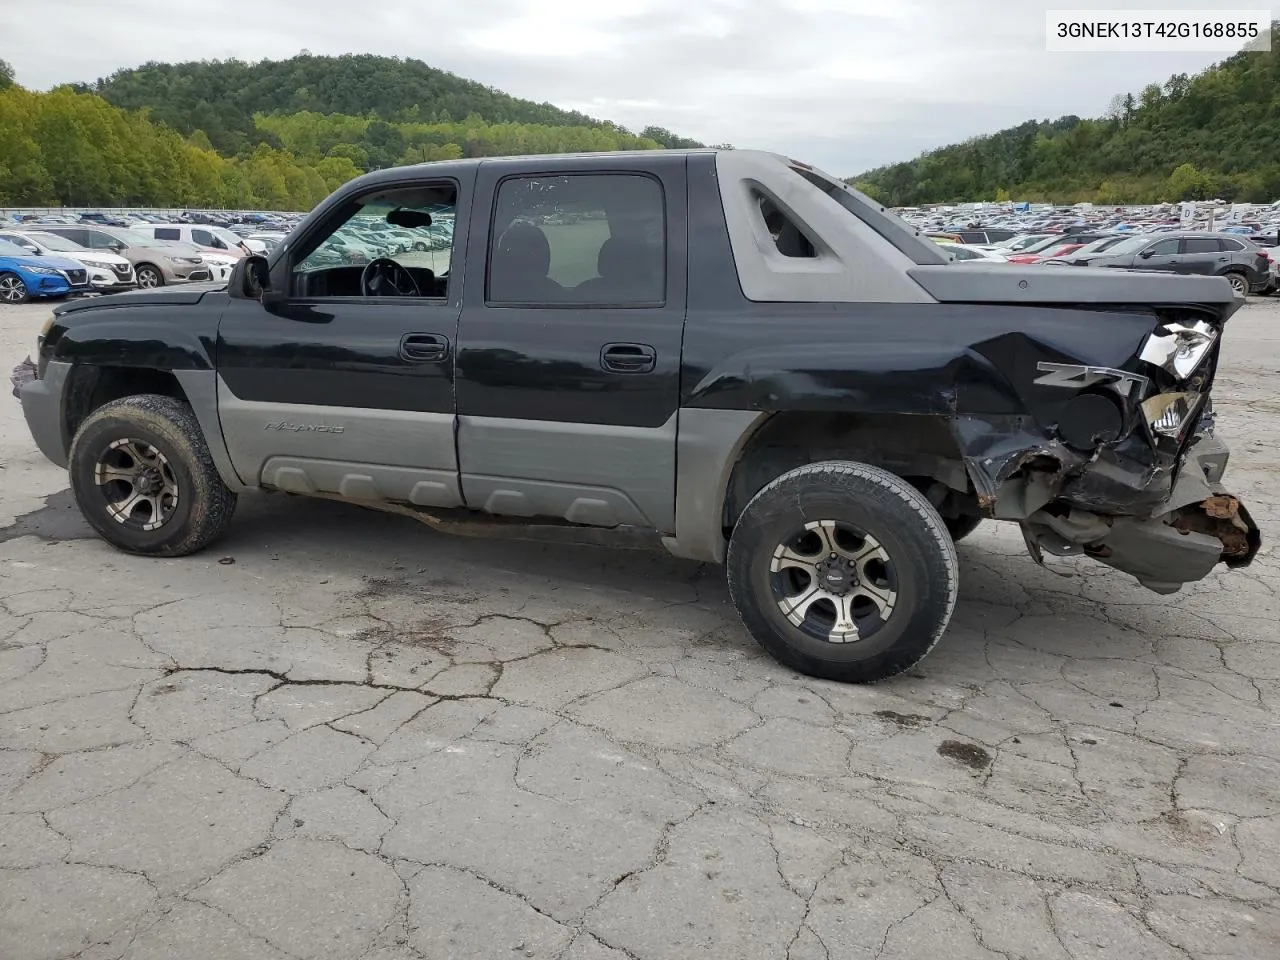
[1167, 163, 1209, 200]
[0, 59, 14, 91]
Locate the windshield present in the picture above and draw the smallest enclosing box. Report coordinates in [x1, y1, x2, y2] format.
[26, 232, 85, 252]
[1021, 235, 1075, 254]
[1073, 235, 1129, 256]
[1005, 235, 1051, 251]
[110, 229, 160, 246]
[1091, 234, 1155, 256]
[211, 227, 246, 247]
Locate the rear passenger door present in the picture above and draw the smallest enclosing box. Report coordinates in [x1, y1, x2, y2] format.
[1178, 236, 1224, 275]
[454, 155, 688, 533]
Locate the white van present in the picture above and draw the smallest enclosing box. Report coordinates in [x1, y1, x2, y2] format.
[134, 224, 250, 257]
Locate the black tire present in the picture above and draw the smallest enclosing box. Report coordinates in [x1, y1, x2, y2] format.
[944, 514, 982, 543]
[1223, 271, 1248, 297]
[0, 271, 30, 304]
[135, 264, 163, 288]
[726, 461, 958, 684]
[68, 395, 237, 556]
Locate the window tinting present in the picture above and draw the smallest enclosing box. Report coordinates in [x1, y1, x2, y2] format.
[488, 173, 665, 305]
[155, 227, 181, 241]
[1182, 237, 1219, 254]
[191, 229, 216, 247]
[1145, 238, 1180, 256]
[1220, 238, 1246, 252]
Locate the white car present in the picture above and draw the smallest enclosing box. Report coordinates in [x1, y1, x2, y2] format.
[244, 232, 287, 254]
[937, 242, 1009, 263]
[0, 229, 137, 292]
[133, 223, 251, 258]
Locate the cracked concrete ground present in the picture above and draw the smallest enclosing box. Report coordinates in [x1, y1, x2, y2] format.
[0, 297, 1278, 960]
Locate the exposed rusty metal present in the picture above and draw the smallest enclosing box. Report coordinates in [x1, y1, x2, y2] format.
[1172, 496, 1252, 558]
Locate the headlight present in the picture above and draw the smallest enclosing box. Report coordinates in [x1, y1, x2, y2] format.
[1142, 391, 1204, 439]
[82, 260, 113, 270]
[26, 265, 61, 276]
[1138, 320, 1218, 380]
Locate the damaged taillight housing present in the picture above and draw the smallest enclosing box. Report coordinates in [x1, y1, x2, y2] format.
[1138, 319, 1218, 381]
[1137, 318, 1219, 443]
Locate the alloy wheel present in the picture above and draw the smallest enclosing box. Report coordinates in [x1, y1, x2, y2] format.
[94, 438, 179, 531]
[768, 519, 898, 643]
[1227, 273, 1248, 296]
[0, 275, 27, 303]
[137, 267, 161, 288]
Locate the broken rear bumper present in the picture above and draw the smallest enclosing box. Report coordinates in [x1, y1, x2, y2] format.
[1019, 436, 1260, 593]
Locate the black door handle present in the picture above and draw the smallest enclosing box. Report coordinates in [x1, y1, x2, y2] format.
[601, 342, 656, 374]
[400, 333, 449, 363]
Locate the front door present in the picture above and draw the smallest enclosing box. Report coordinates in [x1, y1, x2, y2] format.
[455, 156, 688, 532]
[215, 175, 468, 508]
[1135, 236, 1182, 273]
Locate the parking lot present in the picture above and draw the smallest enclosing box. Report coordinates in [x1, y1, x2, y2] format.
[1, 297, 1278, 959]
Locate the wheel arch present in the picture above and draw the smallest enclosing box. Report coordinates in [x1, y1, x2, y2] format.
[664, 407, 974, 564]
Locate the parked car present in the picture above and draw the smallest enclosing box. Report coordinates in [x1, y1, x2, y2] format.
[243, 232, 287, 254]
[0, 230, 137, 293]
[936, 242, 1009, 263]
[13, 149, 1260, 684]
[133, 223, 251, 257]
[0, 239, 86, 303]
[1007, 242, 1086, 264]
[34, 225, 212, 288]
[1044, 232, 1272, 296]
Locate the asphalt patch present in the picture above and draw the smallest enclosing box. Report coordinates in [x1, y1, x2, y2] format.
[0, 489, 94, 544]
[937, 739, 992, 770]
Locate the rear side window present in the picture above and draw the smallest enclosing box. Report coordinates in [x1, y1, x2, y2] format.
[1182, 237, 1219, 254]
[754, 192, 818, 259]
[154, 227, 181, 241]
[488, 173, 665, 305]
[1219, 238, 1246, 252]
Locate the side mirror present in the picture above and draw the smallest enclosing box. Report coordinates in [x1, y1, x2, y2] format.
[1139, 250, 1154, 258]
[229, 255, 271, 300]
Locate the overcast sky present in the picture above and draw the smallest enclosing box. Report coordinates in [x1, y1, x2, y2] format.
[10, 0, 1243, 175]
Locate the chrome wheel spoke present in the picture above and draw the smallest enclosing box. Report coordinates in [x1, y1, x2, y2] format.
[777, 582, 825, 626]
[95, 466, 135, 486]
[771, 544, 820, 575]
[828, 594, 859, 642]
[109, 490, 146, 524]
[853, 580, 897, 618]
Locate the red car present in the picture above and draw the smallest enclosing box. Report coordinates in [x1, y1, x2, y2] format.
[1007, 242, 1085, 264]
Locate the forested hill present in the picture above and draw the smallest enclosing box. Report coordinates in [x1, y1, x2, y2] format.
[853, 23, 1280, 206]
[76, 53, 702, 155]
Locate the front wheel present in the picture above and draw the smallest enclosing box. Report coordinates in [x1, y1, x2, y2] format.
[1224, 272, 1248, 297]
[0, 272, 30, 304]
[726, 461, 959, 684]
[135, 264, 163, 288]
[68, 395, 237, 556]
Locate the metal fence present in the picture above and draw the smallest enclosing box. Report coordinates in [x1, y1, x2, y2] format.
[1, 207, 303, 218]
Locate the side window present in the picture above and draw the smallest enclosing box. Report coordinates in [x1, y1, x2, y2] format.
[753, 192, 817, 259]
[1182, 237, 1219, 254]
[1219, 238, 1246, 252]
[191, 229, 216, 247]
[1145, 238, 1180, 256]
[85, 231, 114, 249]
[154, 227, 181, 241]
[292, 181, 457, 299]
[488, 173, 665, 305]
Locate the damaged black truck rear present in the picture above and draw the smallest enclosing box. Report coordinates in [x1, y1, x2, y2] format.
[18, 149, 1261, 684]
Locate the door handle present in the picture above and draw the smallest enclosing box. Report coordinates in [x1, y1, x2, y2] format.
[601, 342, 656, 374]
[400, 333, 449, 363]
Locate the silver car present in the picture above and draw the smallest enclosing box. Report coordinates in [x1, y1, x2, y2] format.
[34, 225, 211, 288]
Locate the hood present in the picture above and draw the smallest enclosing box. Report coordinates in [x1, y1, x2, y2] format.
[0, 252, 85, 272]
[52, 281, 225, 316]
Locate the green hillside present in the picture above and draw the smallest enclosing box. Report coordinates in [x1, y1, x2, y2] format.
[0, 53, 704, 210]
[853, 23, 1280, 206]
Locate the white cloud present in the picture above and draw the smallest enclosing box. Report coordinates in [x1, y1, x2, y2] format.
[8, 0, 1243, 174]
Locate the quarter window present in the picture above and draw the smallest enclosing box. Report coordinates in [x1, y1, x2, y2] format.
[488, 173, 665, 305]
[154, 227, 181, 241]
[752, 191, 817, 259]
[1182, 237, 1219, 254]
[1220, 238, 1246, 252]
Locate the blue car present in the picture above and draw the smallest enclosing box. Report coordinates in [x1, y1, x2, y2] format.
[0, 239, 88, 304]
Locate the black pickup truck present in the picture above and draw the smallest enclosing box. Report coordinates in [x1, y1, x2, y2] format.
[16, 149, 1260, 683]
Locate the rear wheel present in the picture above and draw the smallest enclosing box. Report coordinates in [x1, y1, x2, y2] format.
[68, 395, 237, 556]
[0, 272, 29, 304]
[726, 461, 959, 684]
[135, 264, 163, 288]
[1224, 271, 1248, 297]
